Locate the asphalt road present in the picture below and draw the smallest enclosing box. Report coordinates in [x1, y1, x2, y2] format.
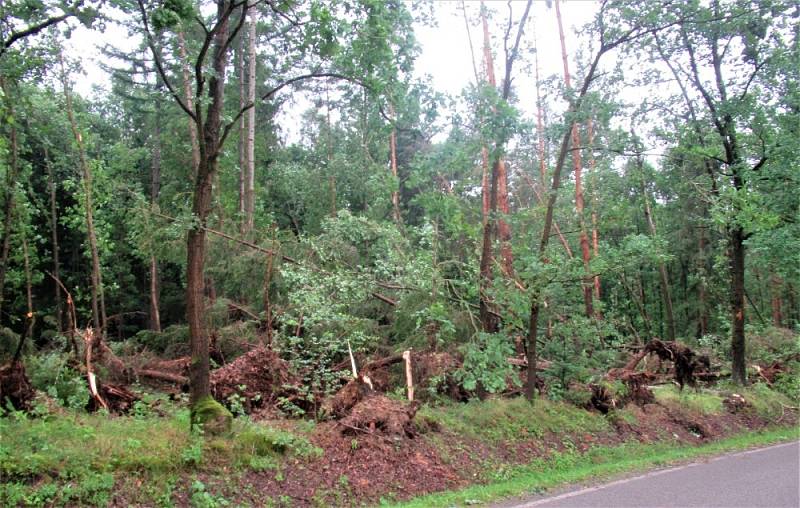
[496, 440, 800, 508]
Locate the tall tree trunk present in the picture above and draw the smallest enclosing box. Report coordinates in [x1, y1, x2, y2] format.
[21, 234, 34, 345]
[478, 4, 498, 332]
[636, 150, 675, 341]
[60, 53, 107, 335]
[149, 104, 163, 333]
[534, 29, 547, 185]
[481, 146, 490, 223]
[480, 5, 513, 276]
[388, 104, 402, 226]
[697, 229, 709, 337]
[770, 273, 783, 327]
[477, 1, 532, 332]
[187, 0, 230, 407]
[555, 0, 593, 317]
[244, 8, 256, 234]
[326, 87, 336, 216]
[177, 31, 201, 180]
[44, 148, 63, 332]
[730, 224, 746, 384]
[0, 78, 18, 325]
[587, 118, 601, 302]
[237, 30, 246, 219]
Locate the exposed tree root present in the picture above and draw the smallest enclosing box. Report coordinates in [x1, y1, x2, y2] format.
[0, 360, 34, 412]
[339, 395, 419, 438]
[211, 346, 295, 413]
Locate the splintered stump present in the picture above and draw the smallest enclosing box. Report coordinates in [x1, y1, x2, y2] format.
[0, 361, 35, 412]
[325, 376, 373, 419]
[86, 381, 140, 414]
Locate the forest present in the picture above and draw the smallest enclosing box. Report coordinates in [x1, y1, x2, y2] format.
[0, 0, 798, 506]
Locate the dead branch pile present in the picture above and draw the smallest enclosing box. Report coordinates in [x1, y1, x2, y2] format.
[211, 346, 296, 412]
[753, 361, 787, 386]
[0, 361, 35, 412]
[339, 395, 419, 438]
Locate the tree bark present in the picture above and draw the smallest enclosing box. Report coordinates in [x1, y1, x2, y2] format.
[477, 1, 532, 332]
[186, 0, 231, 406]
[21, 235, 34, 347]
[697, 229, 708, 337]
[388, 104, 402, 225]
[237, 29, 246, 219]
[480, 4, 513, 276]
[587, 118, 601, 302]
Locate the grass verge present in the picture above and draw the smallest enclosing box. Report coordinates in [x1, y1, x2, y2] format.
[388, 426, 799, 508]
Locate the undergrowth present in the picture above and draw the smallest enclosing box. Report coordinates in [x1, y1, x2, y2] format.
[0, 400, 318, 507]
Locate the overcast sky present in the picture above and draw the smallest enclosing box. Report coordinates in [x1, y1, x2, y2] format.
[67, 1, 602, 143]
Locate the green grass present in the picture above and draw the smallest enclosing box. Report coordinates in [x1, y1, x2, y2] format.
[652, 385, 725, 414]
[0, 402, 318, 507]
[419, 397, 610, 443]
[388, 426, 800, 508]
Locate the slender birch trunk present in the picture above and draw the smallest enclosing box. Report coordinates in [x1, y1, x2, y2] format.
[244, 8, 256, 233]
[60, 53, 107, 335]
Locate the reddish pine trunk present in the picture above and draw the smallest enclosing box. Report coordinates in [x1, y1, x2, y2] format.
[480, 8, 513, 276]
[555, 0, 593, 317]
[587, 119, 601, 301]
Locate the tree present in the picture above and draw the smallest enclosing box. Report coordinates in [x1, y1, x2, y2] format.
[525, 0, 681, 399]
[639, 0, 795, 384]
[476, 0, 532, 333]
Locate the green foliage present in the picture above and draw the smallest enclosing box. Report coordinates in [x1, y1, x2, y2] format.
[27, 350, 89, 409]
[454, 332, 518, 393]
[151, 0, 195, 30]
[772, 366, 800, 403]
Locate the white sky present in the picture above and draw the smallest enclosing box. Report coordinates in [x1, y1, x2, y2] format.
[67, 0, 601, 135]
